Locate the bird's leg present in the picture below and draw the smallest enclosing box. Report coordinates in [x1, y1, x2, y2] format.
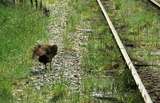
[45, 64, 47, 70]
[50, 59, 53, 70]
[50, 62, 51, 70]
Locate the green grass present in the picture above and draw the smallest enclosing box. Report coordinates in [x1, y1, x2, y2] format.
[0, 4, 48, 103]
[63, 0, 93, 50]
[111, 0, 160, 84]
[111, 0, 160, 62]
[63, 0, 81, 50]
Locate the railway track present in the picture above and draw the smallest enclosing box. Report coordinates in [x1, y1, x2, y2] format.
[97, 0, 160, 103]
[150, 0, 160, 8]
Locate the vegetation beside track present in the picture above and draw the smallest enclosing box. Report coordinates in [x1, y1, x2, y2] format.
[106, 0, 160, 102]
[109, 0, 160, 62]
[0, 4, 48, 103]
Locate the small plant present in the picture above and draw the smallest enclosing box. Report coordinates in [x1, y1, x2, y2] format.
[49, 83, 68, 103]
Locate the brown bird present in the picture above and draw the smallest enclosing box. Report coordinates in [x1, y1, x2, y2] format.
[32, 44, 58, 70]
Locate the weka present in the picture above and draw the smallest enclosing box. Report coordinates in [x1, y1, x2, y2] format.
[32, 44, 58, 69]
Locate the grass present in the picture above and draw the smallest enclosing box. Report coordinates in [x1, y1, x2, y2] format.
[63, 0, 82, 50]
[0, 4, 48, 103]
[111, 0, 160, 62]
[113, 0, 160, 78]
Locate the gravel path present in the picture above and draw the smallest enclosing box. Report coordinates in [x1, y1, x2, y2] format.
[29, 0, 82, 90]
[12, 0, 90, 102]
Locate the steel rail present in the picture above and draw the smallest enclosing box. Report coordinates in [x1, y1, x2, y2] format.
[150, 0, 160, 8]
[96, 0, 153, 103]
